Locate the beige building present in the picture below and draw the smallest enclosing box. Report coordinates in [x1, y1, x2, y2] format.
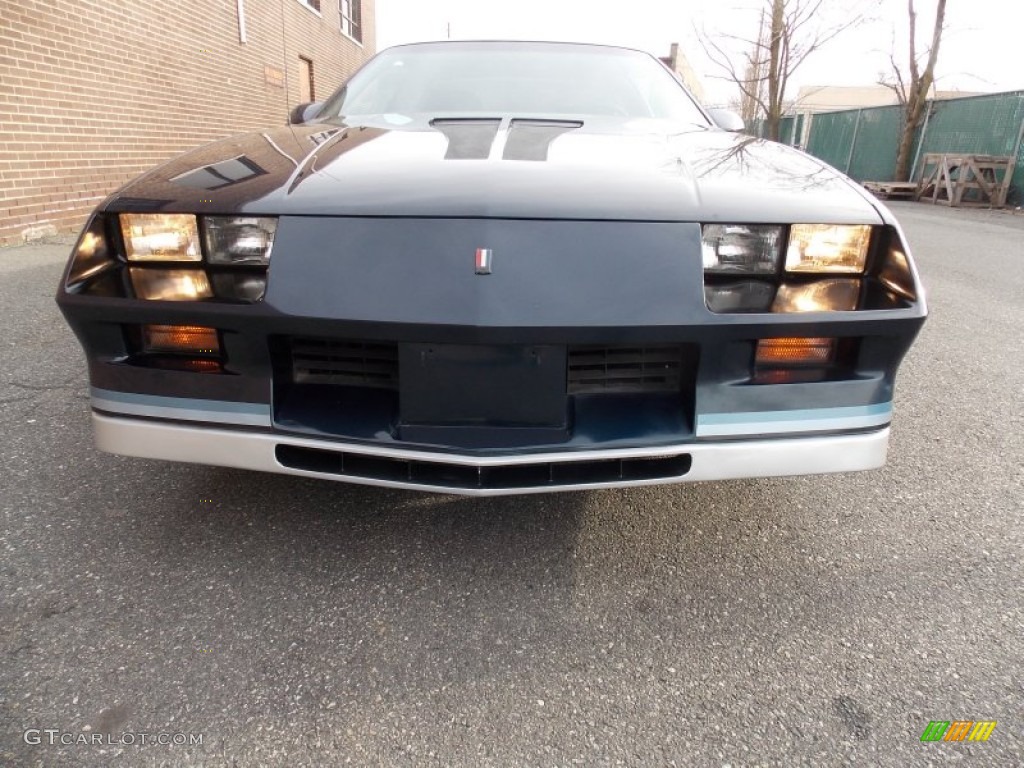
[793, 84, 984, 114]
[659, 43, 708, 105]
[781, 84, 986, 148]
[0, 0, 376, 246]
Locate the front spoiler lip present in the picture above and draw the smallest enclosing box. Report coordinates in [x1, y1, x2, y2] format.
[92, 412, 890, 496]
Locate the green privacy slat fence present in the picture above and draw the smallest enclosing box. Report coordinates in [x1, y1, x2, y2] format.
[919, 92, 1024, 156]
[848, 105, 903, 181]
[793, 113, 805, 146]
[799, 90, 1024, 204]
[805, 110, 860, 169]
[746, 117, 801, 145]
[778, 115, 792, 142]
[915, 92, 1024, 203]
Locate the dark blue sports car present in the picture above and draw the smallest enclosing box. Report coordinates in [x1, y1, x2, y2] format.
[57, 41, 926, 494]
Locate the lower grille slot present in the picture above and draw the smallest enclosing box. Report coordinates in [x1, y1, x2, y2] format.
[290, 338, 399, 389]
[275, 445, 692, 490]
[568, 345, 683, 394]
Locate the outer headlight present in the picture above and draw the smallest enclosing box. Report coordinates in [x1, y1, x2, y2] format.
[702, 224, 783, 275]
[120, 214, 201, 262]
[785, 224, 871, 274]
[203, 216, 277, 266]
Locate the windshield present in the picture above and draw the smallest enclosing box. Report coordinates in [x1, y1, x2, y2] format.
[317, 42, 709, 124]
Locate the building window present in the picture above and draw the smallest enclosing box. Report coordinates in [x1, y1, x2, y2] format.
[298, 0, 322, 12]
[340, 0, 362, 43]
[298, 56, 315, 102]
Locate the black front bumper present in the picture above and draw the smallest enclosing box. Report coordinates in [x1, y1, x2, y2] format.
[59, 215, 926, 457]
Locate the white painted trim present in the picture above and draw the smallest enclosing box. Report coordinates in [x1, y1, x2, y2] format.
[92, 413, 889, 496]
[236, 0, 247, 43]
[339, 28, 363, 48]
[339, 0, 364, 46]
[293, 0, 323, 18]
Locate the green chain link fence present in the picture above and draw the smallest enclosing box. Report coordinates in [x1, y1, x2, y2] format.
[785, 91, 1024, 204]
[747, 90, 1024, 204]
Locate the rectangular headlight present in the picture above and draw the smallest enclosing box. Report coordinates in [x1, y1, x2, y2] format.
[772, 279, 860, 313]
[203, 216, 277, 266]
[120, 214, 201, 262]
[704, 281, 776, 313]
[785, 224, 871, 274]
[702, 224, 783, 275]
[130, 268, 213, 301]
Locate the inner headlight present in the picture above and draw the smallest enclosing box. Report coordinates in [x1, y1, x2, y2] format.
[772, 279, 860, 313]
[702, 224, 783, 275]
[203, 216, 277, 266]
[704, 281, 776, 313]
[120, 214, 201, 262]
[785, 224, 871, 274]
[130, 268, 213, 301]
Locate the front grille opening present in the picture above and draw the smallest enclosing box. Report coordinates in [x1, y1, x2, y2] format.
[276, 445, 692, 490]
[291, 338, 398, 389]
[568, 345, 683, 394]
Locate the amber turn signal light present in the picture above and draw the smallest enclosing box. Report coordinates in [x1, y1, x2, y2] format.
[142, 324, 220, 356]
[755, 337, 836, 366]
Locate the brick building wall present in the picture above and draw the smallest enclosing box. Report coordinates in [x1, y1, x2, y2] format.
[0, 0, 375, 246]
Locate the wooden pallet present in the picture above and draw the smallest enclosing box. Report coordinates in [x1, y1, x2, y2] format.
[916, 153, 1015, 207]
[863, 181, 920, 200]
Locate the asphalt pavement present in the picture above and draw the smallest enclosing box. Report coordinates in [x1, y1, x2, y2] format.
[1, 202, 1021, 767]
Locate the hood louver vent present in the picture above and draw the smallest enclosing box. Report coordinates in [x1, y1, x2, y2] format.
[431, 119, 501, 160]
[430, 118, 582, 161]
[503, 120, 582, 161]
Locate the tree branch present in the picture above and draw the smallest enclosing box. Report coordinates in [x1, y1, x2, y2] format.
[696, 0, 874, 140]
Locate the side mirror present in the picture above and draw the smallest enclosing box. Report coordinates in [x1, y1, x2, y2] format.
[707, 108, 746, 132]
[289, 101, 323, 125]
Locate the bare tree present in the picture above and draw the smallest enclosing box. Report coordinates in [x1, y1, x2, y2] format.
[880, 0, 947, 181]
[737, 10, 769, 127]
[699, 0, 865, 140]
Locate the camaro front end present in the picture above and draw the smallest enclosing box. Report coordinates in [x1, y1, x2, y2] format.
[57, 41, 926, 495]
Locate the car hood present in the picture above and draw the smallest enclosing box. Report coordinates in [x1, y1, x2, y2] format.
[105, 117, 882, 224]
